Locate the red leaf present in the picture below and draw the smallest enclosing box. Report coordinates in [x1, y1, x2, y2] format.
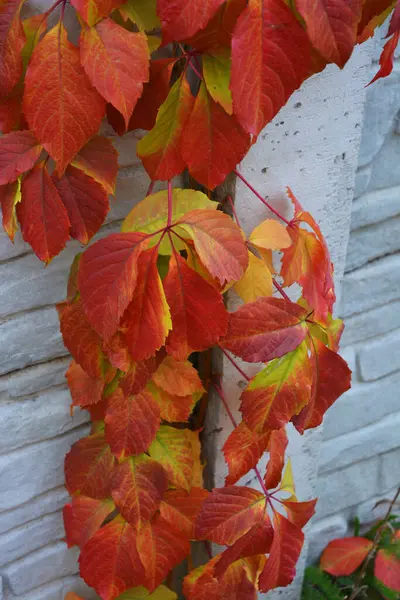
[17, 161, 70, 263]
[0, 94, 21, 134]
[164, 252, 229, 360]
[23, 25, 105, 176]
[185, 0, 247, 52]
[264, 427, 288, 490]
[0, 180, 20, 241]
[283, 498, 317, 529]
[296, 0, 362, 66]
[157, 0, 225, 44]
[0, 0, 25, 96]
[105, 388, 160, 459]
[120, 357, 158, 395]
[121, 248, 172, 361]
[148, 382, 197, 422]
[181, 82, 250, 189]
[63, 495, 115, 548]
[320, 537, 373, 576]
[231, 0, 314, 135]
[292, 338, 352, 433]
[103, 331, 132, 372]
[259, 513, 304, 592]
[223, 421, 271, 485]
[65, 433, 115, 499]
[79, 516, 145, 600]
[220, 297, 309, 363]
[111, 455, 168, 528]
[195, 486, 266, 545]
[152, 355, 204, 397]
[137, 75, 194, 181]
[369, 32, 400, 85]
[80, 19, 149, 127]
[71, 135, 118, 195]
[0, 130, 42, 185]
[78, 232, 148, 341]
[375, 549, 400, 592]
[71, 0, 124, 26]
[214, 520, 274, 577]
[66, 360, 105, 408]
[52, 165, 109, 245]
[137, 515, 190, 591]
[388, 0, 400, 36]
[183, 556, 258, 600]
[175, 209, 248, 285]
[358, 0, 395, 41]
[160, 488, 209, 538]
[58, 299, 105, 378]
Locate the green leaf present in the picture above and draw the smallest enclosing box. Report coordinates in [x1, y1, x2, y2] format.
[203, 49, 233, 114]
[302, 567, 345, 600]
[119, 0, 160, 31]
[116, 584, 177, 599]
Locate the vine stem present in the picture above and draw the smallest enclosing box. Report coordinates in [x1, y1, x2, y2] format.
[167, 180, 173, 227]
[146, 180, 155, 197]
[348, 486, 400, 600]
[234, 169, 291, 226]
[219, 347, 250, 382]
[224, 195, 241, 226]
[273, 278, 291, 301]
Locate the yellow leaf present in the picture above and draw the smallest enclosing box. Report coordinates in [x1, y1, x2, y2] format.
[116, 585, 177, 599]
[185, 429, 204, 488]
[203, 50, 233, 114]
[234, 251, 273, 302]
[250, 219, 291, 250]
[119, 0, 160, 31]
[280, 459, 295, 496]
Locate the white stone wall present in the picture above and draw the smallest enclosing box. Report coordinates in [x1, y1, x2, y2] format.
[308, 28, 400, 565]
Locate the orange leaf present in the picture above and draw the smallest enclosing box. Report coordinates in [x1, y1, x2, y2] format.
[157, 0, 225, 44]
[63, 495, 115, 548]
[78, 232, 148, 341]
[283, 498, 317, 529]
[220, 297, 309, 363]
[103, 331, 132, 372]
[65, 433, 115, 499]
[357, 0, 395, 42]
[0, 0, 25, 96]
[17, 161, 70, 263]
[23, 25, 105, 176]
[111, 455, 168, 528]
[181, 82, 250, 189]
[71, 135, 118, 195]
[259, 512, 304, 592]
[160, 488, 209, 538]
[369, 32, 400, 85]
[184, 0, 247, 52]
[0, 180, 20, 241]
[320, 536, 373, 576]
[121, 248, 172, 361]
[120, 357, 158, 396]
[152, 355, 204, 397]
[71, 0, 124, 26]
[137, 515, 190, 591]
[148, 425, 194, 492]
[79, 516, 145, 599]
[264, 427, 288, 490]
[105, 388, 160, 459]
[163, 252, 229, 361]
[223, 421, 270, 485]
[148, 382, 197, 423]
[231, 0, 314, 135]
[80, 19, 149, 127]
[0, 130, 42, 185]
[249, 219, 291, 251]
[375, 549, 400, 592]
[175, 209, 248, 285]
[195, 486, 266, 545]
[66, 360, 105, 408]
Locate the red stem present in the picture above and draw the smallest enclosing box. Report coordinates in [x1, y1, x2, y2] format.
[60, 0, 66, 22]
[167, 180, 173, 227]
[219, 347, 250, 382]
[44, 0, 65, 17]
[225, 195, 241, 227]
[189, 57, 203, 80]
[146, 180, 155, 197]
[273, 279, 291, 301]
[234, 169, 291, 226]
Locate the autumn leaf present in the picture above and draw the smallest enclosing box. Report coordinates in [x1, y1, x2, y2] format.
[160, 488, 209, 538]
[0, 130, 42, 185]
[23, 25, 105, 176]
[79, 516, 145, 599]
[184, 0, 247, 52]
[78, 232, 148, 341]
[249, 219, 291, 251]
[234, 251, 273, 302]
[0, 179, 20, 241]
[223, 421, 270, 485]
[0, 0, 25, 97]
[111, 454, 168, 528]
[105, 388, 161, 459]
[0, 94, 21, 134]
[320, 537, 373, 576]
[71, 0, 124, 26]
[283, 497, 317, 529]
[120, 358, 158, 396]
[63, 495, 115, 548]
[119, 0, 160, 31]
[137, 515, 190, 591]
[71, 135, 118, 195]
[21, 13, 47, 70]
[375, 549, 400, 592]
[240, 342, 312, 433]
[220, 297, 309, 363]
[17, 161, 70, 263]
[174, 209, 248, 285]
[180, 82, 250, 189]
[163, 252, 229, 360]
[121, 248, 172, 361]
[369, 32, 400, 85]
[65, 594, 84, 600]
[116, 586, 177, 600]
[152, 355, 204, 398]
[80, 20, 149, 127]
[137, 75, 194, 181]
[65, 433, 115, 499]
[147, 382, 198, 423]
[148, 425, 193, 491]
[264, 427, 288, 490]
[231, 0, 314, 135]
[357, 0, 395, 41]
[258, 512, 304, 592]
[66, 360, 105, 408]
[195, 486, 266, 545]
[157, 0, 226, 44]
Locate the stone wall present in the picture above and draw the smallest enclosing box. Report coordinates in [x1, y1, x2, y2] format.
[307, 28, 400, 565]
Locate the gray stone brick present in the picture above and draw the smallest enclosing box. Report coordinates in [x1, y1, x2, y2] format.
[353, 165, 371, 199]
[0, 231, 30, 263]
[341, 300, 400, 346]
[368, 131, 400, 191]
[307, 515, 348, 565]
[61, 576, 99, 600]
[0, 358, 70, 399]
[346, 215, 400, 272]
[379, 447, 400, 493]
[351, 186, 400, 230]
[354, 486, 400, 526]
[4, 580, 62, 600]
[0, 488, 68, 536]
[358, 328, 400, 381]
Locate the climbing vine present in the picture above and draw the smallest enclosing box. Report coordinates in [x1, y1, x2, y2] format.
[0, 0, 399, 598]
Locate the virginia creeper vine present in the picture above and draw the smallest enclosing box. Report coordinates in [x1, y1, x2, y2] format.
[0, 0, 399, 598]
